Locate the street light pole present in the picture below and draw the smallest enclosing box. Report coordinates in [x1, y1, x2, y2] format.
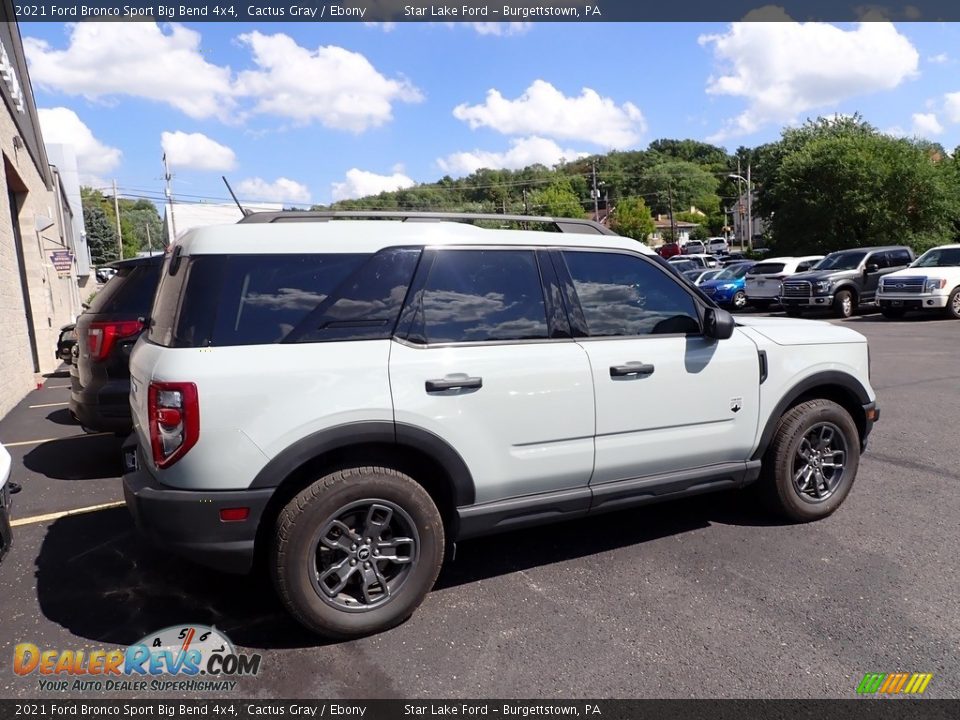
[728, 170, 752, 253]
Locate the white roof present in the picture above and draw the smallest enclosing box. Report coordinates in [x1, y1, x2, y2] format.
[756, 255, 824, 264]
[177, 220, 655, 256]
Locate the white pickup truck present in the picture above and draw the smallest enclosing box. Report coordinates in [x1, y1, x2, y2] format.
[877, 244, 960, 319]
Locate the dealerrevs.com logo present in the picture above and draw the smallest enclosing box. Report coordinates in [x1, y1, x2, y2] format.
[14, 625, 262, 693]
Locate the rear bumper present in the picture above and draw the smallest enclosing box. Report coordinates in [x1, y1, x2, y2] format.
[122, 442, 274, 574]
[0, 483, 12, 563]
[69, 378, 132, 433]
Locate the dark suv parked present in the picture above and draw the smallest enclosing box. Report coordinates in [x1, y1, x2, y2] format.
[779, 246, 914, 318]
[70, 256, 164, 433]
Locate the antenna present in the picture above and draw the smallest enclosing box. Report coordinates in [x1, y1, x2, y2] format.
[222, 176, 253, 217]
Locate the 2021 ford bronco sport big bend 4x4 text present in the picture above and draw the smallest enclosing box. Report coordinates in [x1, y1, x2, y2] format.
[123, 211, 879, 639]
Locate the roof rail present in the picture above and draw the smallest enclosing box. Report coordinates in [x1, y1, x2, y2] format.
[236, 210, 618, 236]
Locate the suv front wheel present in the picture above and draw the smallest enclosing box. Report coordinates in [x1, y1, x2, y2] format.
[759, 399, 860, 522]
[271, 466, 445, 638]
[832, 289, 856, 319]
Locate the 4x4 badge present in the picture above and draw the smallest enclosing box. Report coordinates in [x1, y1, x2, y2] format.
[730, 398, 743, 413]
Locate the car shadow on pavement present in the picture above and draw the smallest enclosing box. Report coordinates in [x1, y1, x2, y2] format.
[24, 434, 126, 481]
[35, 508, 320, 650]
[845, 313, 951, 324]
[42, 370, 70, 379]
[36, 492, 785, 650]
[45, 409, 79, 427]
[437, 489, 786, 591]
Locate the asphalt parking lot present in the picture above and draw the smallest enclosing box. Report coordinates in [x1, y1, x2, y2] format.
[1, 310, 958, 700]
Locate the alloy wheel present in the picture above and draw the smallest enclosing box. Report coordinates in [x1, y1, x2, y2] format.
[310, 499, 420, 612]
[792, 422, 847, 502]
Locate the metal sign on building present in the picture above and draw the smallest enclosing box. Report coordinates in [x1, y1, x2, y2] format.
[50, 249, 74, 276]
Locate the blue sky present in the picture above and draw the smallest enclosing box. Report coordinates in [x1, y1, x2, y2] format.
[20, 20, 960, 209]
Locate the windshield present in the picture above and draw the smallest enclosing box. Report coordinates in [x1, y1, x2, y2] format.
[715, 264, 752, 281]
[911, 247, 960, 268]
[817, 251, 866, 270]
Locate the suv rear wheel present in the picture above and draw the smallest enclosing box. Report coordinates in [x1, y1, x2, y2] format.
[271, 466, 445, 638]
[759, 399, 860, 522]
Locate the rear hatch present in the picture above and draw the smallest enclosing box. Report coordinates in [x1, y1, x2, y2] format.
[72, 257, 163, 400]
[745, 262, 788, 298]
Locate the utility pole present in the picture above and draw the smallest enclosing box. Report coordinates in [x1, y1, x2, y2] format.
[591, 159, 600, 219]
[522, 188, 529, 215]
[736, 157, 744, 252]
[145, 223, 152, 256]
[163, 153, 177, 241]
[746, 162, 753, 252]
[112, 179, 123, 260]
[668, 183, 677, 244]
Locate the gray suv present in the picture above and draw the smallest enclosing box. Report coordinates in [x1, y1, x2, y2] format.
[780, 246, 914, 318]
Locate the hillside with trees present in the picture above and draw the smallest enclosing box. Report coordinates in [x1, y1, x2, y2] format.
[314, 116, 960, 255]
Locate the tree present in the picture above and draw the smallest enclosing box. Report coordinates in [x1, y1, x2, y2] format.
[756, 116, 960, 254]
[84, 204, 119, 265]
[610, 196, 655, 242]
[527, 181, 585, 218]
[639, 160, 721, 217]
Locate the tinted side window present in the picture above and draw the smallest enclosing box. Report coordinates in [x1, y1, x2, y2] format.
[796, 261, 814, 272]
[868, 253, 889, 269]
[88, 262, 161, 316]
[212, 254, 368, 346]
[290, 248, 421, 343]
[562, 251, 701, 337]
[416, 250, 549, 344]
[888, 249, 912, 266]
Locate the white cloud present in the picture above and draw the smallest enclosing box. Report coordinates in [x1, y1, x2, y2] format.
[437, 136, 587, 176]
[160, 131, 237, 172]
[38, 107, 121, 186]
[929, 53, 950, 64]
[452, 80, 646, 148]
[24, 23, 235, 120]
[233, 31, 423, 132]
[237, 177, 310, 204]
[700, 22, 919, 141]
[464, 23, 533, 36]
[331, 168, 415, 201]
[945, 92, 960, 123]
[910, 113, 943, 136]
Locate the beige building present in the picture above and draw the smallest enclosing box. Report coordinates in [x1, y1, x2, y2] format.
[0, 12, 82, 418]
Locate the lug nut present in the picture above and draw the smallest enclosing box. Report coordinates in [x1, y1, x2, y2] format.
[350, 559, 357, 566]
[351, 544, 357, 550]
[364, 562, 371, 569]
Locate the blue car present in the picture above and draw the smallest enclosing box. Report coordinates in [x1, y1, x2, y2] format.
[699, 261, 756, 310]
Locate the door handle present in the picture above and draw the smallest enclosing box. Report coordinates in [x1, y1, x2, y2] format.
[610, 362, 655, 378]
[425, 375, 483, 392]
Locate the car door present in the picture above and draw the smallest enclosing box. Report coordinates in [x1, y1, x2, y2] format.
[861, 251, 889, 301]
[555, 249, 761, 488]
[389, 247, 595, 505]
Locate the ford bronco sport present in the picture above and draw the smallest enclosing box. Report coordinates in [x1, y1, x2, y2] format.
[123, 211, 879, 638]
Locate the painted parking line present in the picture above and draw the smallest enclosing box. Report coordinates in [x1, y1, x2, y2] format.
[11, 501, 126, 528]
[3, 432, 112, 448]
[45, 385, 71, 389]
[28, 402, 69, 409]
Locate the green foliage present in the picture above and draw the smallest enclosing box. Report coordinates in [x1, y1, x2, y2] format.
[527, 181, 586, 218]
[757, 115, 960, 254]
[83, 204, 119, 266]
[610, 196, 655, 241]
[81, 188, 163, 259]
[638, 161, 721, 217]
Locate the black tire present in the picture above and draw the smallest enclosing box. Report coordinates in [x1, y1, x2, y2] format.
[944, 287, 960, 319]
[758, 399, 860, 522]
[730, 290, 747, 311]
[751, 300, 771, 312]
[832, 289, 855, 319]
[272, 466, 445, 639]
[880, 307, 905, 319]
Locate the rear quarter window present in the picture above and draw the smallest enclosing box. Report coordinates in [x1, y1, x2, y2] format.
[149, 249, 421, 347]
[88, 262, 162, 316]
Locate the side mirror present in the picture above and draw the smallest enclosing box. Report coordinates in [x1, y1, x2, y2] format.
[865, 263, 879, 273]
[81, 303, 90, 310]
[704, 307, 735, 340]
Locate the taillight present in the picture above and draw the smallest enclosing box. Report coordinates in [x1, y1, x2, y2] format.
[87, 320, 143, 361]
[148, 382, 199, 468]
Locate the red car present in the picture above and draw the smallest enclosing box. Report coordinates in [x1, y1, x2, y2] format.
[658, 241, 681, 259]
